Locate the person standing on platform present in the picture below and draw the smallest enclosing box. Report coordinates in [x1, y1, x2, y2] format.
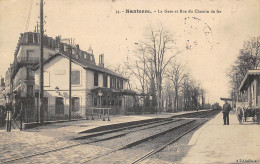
[222, 100, 231, 125]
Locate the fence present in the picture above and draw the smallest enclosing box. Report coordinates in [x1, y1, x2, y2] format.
[0, 104, 158, 126]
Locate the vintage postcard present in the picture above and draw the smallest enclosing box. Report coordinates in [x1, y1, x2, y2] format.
[0, 0, 259, 163]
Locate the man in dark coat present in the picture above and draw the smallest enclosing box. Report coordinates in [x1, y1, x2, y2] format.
[222, 100, 231, 125]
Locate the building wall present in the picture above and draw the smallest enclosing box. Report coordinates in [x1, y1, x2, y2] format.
[17, 45, 56, 60]
[247, 79, 258, 107]
[33, 55, 129, 118]
[86, 69, 94, 90]
[34, 56, 87, 117]
[13, 67, 27, 97]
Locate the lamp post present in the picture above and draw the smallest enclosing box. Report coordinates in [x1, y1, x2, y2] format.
[98, 90, 104, 121]
[150, 95, 153, 113]
[35, 90, 39, 124]
[14, 91, 22, 131]
[55, 86, 60, 95]
[5, 93, 11, 132]
[140, 94, 144, 115]
[98, 90, 103, 107]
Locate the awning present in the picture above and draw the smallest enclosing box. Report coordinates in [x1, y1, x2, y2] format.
[121, 89, 136, 95]
[91, 87, 115, 93]
[239, 69, 260, 91]
[91, 87, 137, 96]
[220, 97, 233, 101]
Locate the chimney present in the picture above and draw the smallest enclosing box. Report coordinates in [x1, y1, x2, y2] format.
[88, 45, 93, 54]
[99, 54, 104, 67]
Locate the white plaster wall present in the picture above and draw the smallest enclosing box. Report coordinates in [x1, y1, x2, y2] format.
[34, 56, 87, 115]
[17, 45, 56, 60]
[86, 69, 94, 90]
[108, 75, 111, 88]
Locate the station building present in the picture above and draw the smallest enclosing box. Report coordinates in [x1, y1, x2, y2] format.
[33, 51, 135, 120]
[3, 32, 137, 122]
[239, 69, 260, 108]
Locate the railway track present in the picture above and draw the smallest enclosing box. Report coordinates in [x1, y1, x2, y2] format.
[1, 110, 219, 163]
[0, 117, 178, 163]
[80, 110, 219, 163]
[81, 119, 208, 163]
[131, 119, 208, 163]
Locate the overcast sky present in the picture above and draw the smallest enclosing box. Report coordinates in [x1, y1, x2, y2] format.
[0, 0, 259, 104]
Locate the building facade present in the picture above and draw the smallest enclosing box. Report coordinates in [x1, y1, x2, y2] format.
[239, 69, 260, 108]
[33, 52, 132, 120]
[3, 31, 137, 122]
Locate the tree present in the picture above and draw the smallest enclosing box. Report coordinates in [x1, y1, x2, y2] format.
[166, 60, 187, 111]
[142, 25, 180, 112]
[228, 36, 260, 102]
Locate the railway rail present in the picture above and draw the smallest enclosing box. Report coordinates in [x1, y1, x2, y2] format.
[81, 110, 219, 163]
[1, 110, 219, 163]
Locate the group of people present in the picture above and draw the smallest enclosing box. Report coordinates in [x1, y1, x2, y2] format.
[222, 100, 246, 125]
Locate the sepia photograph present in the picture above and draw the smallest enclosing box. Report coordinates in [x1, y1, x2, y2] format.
[0, 0, 259, 163]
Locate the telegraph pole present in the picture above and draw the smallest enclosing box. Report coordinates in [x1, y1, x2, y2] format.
[39, 0, 44, 124]
[69, 43, 72, 122]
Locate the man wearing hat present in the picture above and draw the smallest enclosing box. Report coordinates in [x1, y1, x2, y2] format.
[222, 100, 231, 125]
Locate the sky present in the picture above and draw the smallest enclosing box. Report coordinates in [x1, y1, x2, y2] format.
[0, 0, 259, 104]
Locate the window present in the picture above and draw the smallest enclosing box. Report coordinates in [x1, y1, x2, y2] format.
[34, 33, 38, 43]
[117, 79, 123, 90]
[72, 97, 80, 112]
[26, 50, 34, 62]
[114, 78, 117, 89]
[110, 77, 115, 89]
[27, 85, 33, 97]
[28, 33, 33, 43]
[103, 75, 107, 88]
[94, 98, 98, 106]
[27, 68, 34, 79]
[117, 79, 120, 89]
[72, 70, 80, 85]
[120, 80, 123, 89]
[94, 72, 98, 86]
[55, 97, 64, 114]
[110, 77, 113, 88]
[103, 99, 107, 106]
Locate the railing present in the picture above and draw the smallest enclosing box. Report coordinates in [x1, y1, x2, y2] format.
[17, 56, 40, 64]
[4, 104, 158, 124]
[87, 107, 111, 121]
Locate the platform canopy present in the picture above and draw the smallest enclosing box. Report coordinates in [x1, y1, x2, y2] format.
[91, 87, 137, 96]
[239, 69, 260, 91]
[220, 97, 233, 101]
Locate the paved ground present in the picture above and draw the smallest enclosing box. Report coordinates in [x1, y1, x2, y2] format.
[0, 110, 198, 163]
[181, 111, 260, 164]
[0, 110, 259, 164]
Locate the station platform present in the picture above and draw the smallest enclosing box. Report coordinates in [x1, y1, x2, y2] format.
[0, 110, 208, 139]
[181, 111, 260, 164]
[30, 110, 213, 139]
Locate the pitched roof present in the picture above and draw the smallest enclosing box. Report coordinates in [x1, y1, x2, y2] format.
[239, 69, 260, 91]
[33, 52, 128, 80]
